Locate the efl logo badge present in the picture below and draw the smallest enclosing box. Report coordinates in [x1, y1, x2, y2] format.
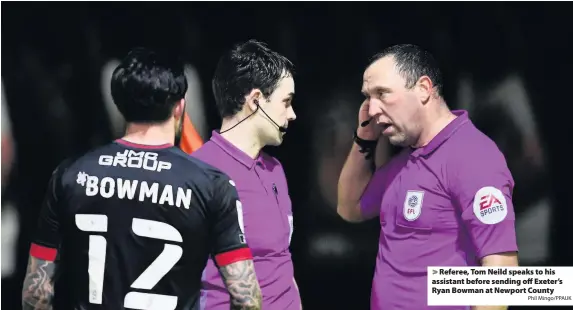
[403, 190, 425, 221]
[473, 186, 508, 224]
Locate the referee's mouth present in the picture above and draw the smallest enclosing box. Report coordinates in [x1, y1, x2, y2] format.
[380, 122, 393, 134]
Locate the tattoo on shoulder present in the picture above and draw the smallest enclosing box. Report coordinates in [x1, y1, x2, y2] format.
[22, 256, 56, 310]
[219, 259, 262, 310]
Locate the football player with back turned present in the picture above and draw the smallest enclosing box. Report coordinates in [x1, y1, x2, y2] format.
[21, 47, 262, 310]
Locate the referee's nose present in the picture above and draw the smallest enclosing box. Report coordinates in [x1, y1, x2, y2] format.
[368, 99, 383, 118]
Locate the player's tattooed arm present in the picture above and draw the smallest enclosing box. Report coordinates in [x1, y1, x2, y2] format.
[22, 256, 56, 310]
[219, 260, 262, 310]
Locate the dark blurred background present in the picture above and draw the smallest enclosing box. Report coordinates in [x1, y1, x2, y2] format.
[2, 2, 572, 309]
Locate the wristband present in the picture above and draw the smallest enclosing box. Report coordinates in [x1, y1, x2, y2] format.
[353, 130, 378, 160]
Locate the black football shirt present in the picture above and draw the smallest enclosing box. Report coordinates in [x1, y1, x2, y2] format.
[30, 139, 251, 310]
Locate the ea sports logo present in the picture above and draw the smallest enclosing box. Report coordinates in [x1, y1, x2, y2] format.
[479, 194, 501, 210]
[473, 187, 508, 224]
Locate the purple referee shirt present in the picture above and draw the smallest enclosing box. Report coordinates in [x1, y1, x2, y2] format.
[361, 110, 518, 310]
[193, 131, 299, 310]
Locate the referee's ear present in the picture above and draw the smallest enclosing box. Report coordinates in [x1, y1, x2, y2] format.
[416, 76, 433, 104]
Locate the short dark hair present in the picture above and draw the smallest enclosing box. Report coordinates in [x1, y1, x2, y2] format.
[111, 47, 187, 123]
[212, 39, 295, 118]
[370, 44, 443, 97]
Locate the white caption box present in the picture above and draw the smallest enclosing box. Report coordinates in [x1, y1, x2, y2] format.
[428, 267, 573, 306]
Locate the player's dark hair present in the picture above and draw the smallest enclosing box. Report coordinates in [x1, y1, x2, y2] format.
[111, 47, 188, 123]
[370, 44, 443, 97]
[212, 39, 295, 118]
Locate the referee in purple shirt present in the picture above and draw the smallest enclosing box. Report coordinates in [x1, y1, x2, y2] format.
[337, 44, 519, 310]
[193, 40, 301, 310]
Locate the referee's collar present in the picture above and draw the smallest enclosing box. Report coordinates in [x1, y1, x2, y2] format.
[210, 130, 260, 170]
[411, 110, 470, 158]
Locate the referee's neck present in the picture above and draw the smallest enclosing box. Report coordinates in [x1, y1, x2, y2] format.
[413, 101, 456, 148]
[219, 126, 262, 160]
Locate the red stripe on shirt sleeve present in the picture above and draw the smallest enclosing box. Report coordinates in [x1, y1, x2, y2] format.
[30, 243, 58, 261]
[215, 247, 253, 267]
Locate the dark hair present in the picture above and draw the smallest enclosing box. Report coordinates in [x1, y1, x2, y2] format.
[212, 39, 295, 118]
[111, 47, 187, 123]
[370, 44, 443, 97]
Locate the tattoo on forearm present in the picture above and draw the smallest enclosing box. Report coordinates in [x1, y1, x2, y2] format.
[22, 257, 56, 310]
[219, 260, 262, 310]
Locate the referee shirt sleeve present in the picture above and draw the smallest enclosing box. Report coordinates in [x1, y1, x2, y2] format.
[30, 163, 68, 261]
[450, 145, 518, 260]
[359, 167, 386, 220]
[359, 149, 408, 220]
[208, 172, 252, 267]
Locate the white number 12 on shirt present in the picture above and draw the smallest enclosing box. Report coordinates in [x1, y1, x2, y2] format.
[75, 214, 183, 310]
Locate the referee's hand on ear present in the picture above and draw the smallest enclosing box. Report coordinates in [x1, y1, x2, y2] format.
[357, 100, 381, 141]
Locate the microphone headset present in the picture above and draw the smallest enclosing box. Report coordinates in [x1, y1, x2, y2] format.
[220, 99, 287, 134]
[361, 118, 372, 127]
